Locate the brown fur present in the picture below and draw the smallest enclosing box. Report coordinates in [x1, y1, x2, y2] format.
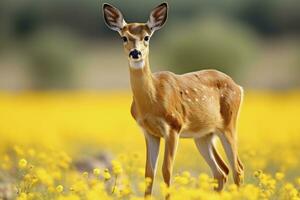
[130, 68, 243, 138]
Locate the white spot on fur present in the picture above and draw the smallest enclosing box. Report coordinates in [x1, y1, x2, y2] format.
[129, 60, 145, 69]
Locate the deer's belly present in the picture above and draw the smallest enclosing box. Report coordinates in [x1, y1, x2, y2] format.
[180, 127, 215, 138]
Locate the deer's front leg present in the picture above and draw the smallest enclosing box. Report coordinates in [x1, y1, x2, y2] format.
[144, 132, 160, 197]
[162, 131, 179, 188]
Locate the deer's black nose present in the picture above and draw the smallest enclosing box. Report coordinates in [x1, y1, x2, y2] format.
[129, 49, 141, 59]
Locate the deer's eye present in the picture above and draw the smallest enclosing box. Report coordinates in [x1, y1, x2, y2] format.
[144, 36, 149, 42]
[122, 36, 128, 42]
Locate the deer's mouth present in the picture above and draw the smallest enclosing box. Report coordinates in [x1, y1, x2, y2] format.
[129, 59, 145, 69]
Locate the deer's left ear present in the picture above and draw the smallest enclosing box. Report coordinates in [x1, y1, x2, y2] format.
[103, 3, 126, 33]
[147, 2, 168, 33]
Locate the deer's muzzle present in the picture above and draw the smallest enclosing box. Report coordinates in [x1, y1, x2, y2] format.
[129, 49, 142, 59]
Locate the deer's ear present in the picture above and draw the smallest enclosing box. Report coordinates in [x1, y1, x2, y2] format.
[103, 3, 126, 32]
[147, 2, 168, 32]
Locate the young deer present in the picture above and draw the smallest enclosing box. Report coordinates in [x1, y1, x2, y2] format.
[103, 2, 244, 197]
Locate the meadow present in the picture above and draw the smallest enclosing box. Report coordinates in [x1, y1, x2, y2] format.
[0, 91, 300, 200]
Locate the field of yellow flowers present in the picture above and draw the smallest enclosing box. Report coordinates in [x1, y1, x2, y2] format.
[0, 91, 300, 200]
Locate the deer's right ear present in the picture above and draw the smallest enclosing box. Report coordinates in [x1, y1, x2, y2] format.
[102, 3, 126, 33]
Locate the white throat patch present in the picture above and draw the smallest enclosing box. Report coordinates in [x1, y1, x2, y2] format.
[129, 60, 145, 69]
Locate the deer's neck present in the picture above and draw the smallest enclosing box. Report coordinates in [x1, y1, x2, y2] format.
[129, 56, 156, 112]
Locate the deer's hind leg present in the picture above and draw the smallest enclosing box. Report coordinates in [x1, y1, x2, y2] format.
[217, 129, 244, 186]
[218, 85, 244, 185]
[194, 134, 229, 191]
[212, 143, 230, 177]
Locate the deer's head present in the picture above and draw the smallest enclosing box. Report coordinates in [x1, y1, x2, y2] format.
[103, 3, 168, 69]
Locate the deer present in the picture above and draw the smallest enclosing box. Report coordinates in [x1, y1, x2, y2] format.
[102, 2, 244, 198]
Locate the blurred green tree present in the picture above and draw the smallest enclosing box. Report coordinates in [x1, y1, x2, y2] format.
[25, 29, 81, 89]
[159, 16, 259, 81]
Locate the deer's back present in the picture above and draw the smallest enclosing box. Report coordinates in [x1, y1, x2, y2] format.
[153, 69, 243, 136]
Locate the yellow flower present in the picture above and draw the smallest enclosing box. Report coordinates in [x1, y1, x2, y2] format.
[253, 170, 262, 178]
[93, 168, 100, 176]
[121, 187, 131, 196]
[275, 172, 285, 181]
[112, 160, 123, 175]
[174, 175, 189, 185]
[160, 182, 170, 197]
[31, 176, 39, 184]
[17, 192, 27, 200]
[18, 159, 28, 169]
[145, 177, 152, 187]
[36, 168, 53, 186]
[3, 93, 300, 200]
[56, 185, 64, 193]
[82, 171, 89, 179]
[228, 184, 238, 192]
[103, 168, 111, 180]
[182, 171, 191, 178]
[284, 183, 294, 191]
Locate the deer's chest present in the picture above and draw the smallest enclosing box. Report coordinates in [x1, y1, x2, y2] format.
[131, 97, 183, 137]
[135, 113, 168, 137]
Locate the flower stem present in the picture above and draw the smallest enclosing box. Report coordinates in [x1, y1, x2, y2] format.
[111, 175, 118, 194]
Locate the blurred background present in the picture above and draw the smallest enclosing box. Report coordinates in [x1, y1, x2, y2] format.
[1, 1, 300, 198]
[0, 0, 300, 91]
